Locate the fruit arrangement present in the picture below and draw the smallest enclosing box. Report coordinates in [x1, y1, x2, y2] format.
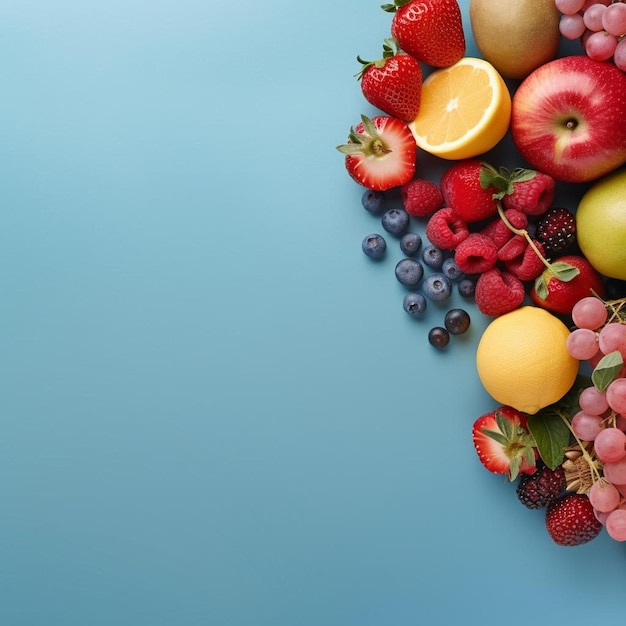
[336, 0, 626, 547]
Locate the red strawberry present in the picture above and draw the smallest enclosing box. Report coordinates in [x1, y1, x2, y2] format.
[472, 406, 538, 481]
[401, 177, 443, 217]
[545, 494, 603, 546]
[440, 160, 498, 222]
[357, 38, 422, 122]
[336, 114, 417, 191]
[382, 0, 465, 68]
[530, 254, 606, 316]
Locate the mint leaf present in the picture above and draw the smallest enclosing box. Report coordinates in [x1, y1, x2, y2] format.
[534, 274, 549, 300]
[592, 350, 624, 391]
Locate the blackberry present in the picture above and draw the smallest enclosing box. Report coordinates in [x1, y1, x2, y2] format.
[516, 464, 566, 510]
[535, 207, 576, 257]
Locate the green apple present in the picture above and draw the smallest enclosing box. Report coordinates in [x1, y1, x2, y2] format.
[576, 167, 626, 280]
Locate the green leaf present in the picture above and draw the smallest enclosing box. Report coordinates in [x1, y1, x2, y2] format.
[549, 261, 580, 283]
[534, 274, 549, 300]
[527, 375, 589, 469]
[592, 350, 624, 391]
[527, 411, 571, 470]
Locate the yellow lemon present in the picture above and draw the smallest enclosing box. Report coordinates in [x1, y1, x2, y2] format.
[576, 167, 626, 280]
[408, 57, 511, 160]
[476, 306, 579, 414]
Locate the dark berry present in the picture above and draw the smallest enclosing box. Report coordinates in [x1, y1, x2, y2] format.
[428, 326, 450, 349]
[395, 258, 424, 287]
[362, 189, 384, 213]
[444, 308, 470, 335]
[403, 292, 427, 317]
[422, 244, 444, 269]
[361, 234, 387, 260]
[516, 465, 566, 510]
[400, 232, 422, 256]
[381, 208, 410, 237]
[422, 272, 452, 302]
[535, 207, 576, 257]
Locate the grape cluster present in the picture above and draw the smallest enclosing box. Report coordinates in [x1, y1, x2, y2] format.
[565, 294, 626, 541]
[556, 0, 626, 70]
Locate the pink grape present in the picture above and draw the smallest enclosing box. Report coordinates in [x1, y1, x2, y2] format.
[616, 483, 626, 498]
[584, 30, 618, 60]
[579, 385, 609, 416]
[602, 2, 626, 36]
[556, 0, 586, 14]
[589, 479, 621, 512]
[617, 414, 626, 432]
[572, 296, 608, 330]
[584, 3, 609, 31]
[572, 410, 605, 440]
[607, 378, 626, 414]
[603, 457, 626, 484]
[566, 328, 599, 360]
[598, 323, 626, 359]
[606, 509, 626, 541]
[594, 427, 626, 463]
[560, 13, 587, 38]
[615, 38, 626, 71]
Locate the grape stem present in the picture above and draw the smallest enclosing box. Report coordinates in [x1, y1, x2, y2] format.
[558, 412, 603, 484]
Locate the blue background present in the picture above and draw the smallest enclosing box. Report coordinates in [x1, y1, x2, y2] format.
[1, 1, 623, 624]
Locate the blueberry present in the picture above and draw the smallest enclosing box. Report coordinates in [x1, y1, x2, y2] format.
[400, 232, 422, 256]
[442, 257, 463, 281]
[458, 277, 477, 299]
[361, 233, 387, 260]
[403, 292, 427, 317]
[422, 244, 444, 269]
[422, 272, 452, 302]
[444, 308, 471, 335]
[428, 326, 450, 349]
[381, 208, 410, 237]
[361, 189, 384, 214]
[395, 258, 424, 287]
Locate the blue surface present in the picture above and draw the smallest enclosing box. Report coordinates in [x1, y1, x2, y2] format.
[1, 1, 625, 624]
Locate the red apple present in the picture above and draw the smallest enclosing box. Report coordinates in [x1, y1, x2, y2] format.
[510, 56, 626, 183]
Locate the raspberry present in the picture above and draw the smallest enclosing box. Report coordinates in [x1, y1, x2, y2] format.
[401, 178, 444, 218]
[505, 239, 546, 282]
[516, 464, 566, 510]
[453, 233, 498, 274]
[425, 207, 469, 251]
[535, 207, 577, 257]
[502, 171, 555, 216]
[497, 235, 527, 262]
[474, 268, 525, 316]
[481, 209, 528, 248]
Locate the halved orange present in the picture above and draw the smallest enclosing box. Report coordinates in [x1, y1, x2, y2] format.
[408, 57, 511, 160]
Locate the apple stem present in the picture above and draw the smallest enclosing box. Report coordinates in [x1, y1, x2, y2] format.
[496, 202, 553, 271]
